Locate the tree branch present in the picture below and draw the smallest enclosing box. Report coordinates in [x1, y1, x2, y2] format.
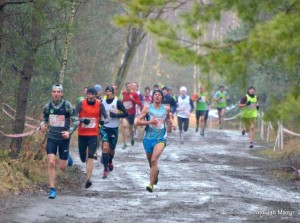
[9, 62, 23, 75]
[0, 0, 33, 9]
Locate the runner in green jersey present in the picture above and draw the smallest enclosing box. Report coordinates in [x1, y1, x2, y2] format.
[192, 86, 210, 136]
[239, 86, 259, 148]
[213, 85, 229, 129]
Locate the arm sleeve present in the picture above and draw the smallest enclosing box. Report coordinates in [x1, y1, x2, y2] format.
[40, 103, 50, 126]
[100, 103, 108, 119]
[240, 96, 247, 104]
[75, 101, 82, 114]
[116, 100, 129, 118]
[67, 102, 79, 135]
[133, 92, 143, 107]
[189, 98, 194, 113]
[170, 96, 177, 114]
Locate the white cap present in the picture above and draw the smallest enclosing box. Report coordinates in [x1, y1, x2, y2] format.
[52, 84, 63, 92]
[180, 86, 187, 92]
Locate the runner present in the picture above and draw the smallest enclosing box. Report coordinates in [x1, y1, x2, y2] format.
[100, 86, 128, 179]
[75, 87, 108, 187]
[213, 85, 229, 129]
[177, 86, 194, 143]
[143, 87, 152, 105]
[75, 86, 88, 105]
[121, 82, 143, 149]
[135, 89, 175, 192]
[162, 86, 177, 115]
[40, 84, 78, 199]
[132, 81, 144, 139]
[238, 86, 259, 148]
[94, 84, 102, 100]
[192, 86, 209, 136]
[94, 84, 103, 159]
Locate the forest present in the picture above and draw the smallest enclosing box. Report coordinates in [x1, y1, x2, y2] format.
[0, 0, 299, 157]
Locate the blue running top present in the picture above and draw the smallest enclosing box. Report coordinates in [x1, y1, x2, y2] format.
[144, 104, 167, 140]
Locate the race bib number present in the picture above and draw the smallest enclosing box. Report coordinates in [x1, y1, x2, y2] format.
[49, 114, 65, 127]
[81, 118, 96, 128]
[180, 105, 187, 111]
[123, 101, 133, 110]
[149, 117, 164, 129]
[199, 96, 206, 102]
[219, 98, 225, 103]
[249, 103, 256, 110]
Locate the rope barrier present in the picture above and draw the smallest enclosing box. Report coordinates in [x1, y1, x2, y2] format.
[1, 103, 39, 138]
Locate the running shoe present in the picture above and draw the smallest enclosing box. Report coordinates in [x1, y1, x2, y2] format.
[108, 163, 114, 171]
[131, 138, 135, 146]
[85, 180, 92, 189]
[146, 184, 153, 193]
[249, 142, 254, 148]
[67, 155, 73, 167]
[122, 143, 127, 150]
[93, 152, 98, 160]
[242, 130, 246, 135]
[180, 133, 184, 144]
[103, 170, 109, 179]
[154, 170, 159, 185]
[48, 188, 56, 199]
[200, 129, 204, 136]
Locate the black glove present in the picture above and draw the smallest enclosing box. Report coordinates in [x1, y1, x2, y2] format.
[110, 112, 118, 118]
[198, 97, 202, 102]
[81, 118, 90, 125]
[256, 105, 259, 110]
[246, 101, 252, 106]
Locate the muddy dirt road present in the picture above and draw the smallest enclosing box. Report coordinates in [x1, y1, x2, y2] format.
[1, 129, 300, 223]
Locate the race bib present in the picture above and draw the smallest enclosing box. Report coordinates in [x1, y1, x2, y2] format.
[199, 96, 206, 102]
[180, 106, 187, 111]
[149, 117, 164, 129]
[81, 117, 96, 128]
[123, 101, 133, 109]
[49, 114, 65, 127]
[249, 103, 256, 110]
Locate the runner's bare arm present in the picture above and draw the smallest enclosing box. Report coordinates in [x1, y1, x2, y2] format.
[165, 106, 176, 132]
[134, 105, 151, 126]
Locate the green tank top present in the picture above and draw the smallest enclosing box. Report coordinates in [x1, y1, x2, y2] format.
[241, 94, 258, 118]
[216, 91, 227, 108]
[196, 93, 208, 111]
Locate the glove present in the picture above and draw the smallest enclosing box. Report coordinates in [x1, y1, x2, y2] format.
[81, 118, 90, 125]
[198, 97, 202, 102]
[256, 105, 259, 110]
[99, 120, 104, 126]
[110, 112, 118, 118]
[246, 101, 252, 106]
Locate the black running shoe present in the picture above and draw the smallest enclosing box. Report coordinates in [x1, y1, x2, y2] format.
[249, 142, 254, 148]
[85, 180, 92, 189]
[108, 163, 113, 172]
[103, 170, 109, 179]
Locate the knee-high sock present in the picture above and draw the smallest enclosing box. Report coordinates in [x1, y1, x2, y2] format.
[109, 153, 114, 164]
[102, 153, 109, 171]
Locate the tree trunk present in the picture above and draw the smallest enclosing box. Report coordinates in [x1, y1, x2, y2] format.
[59, 0, 76, 85]
[115, 26, 146, 91]
[9, 6, 41, 158]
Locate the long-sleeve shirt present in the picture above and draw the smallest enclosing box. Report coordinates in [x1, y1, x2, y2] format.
[122, 91, 143, 115]
[41, 99, 79, 140]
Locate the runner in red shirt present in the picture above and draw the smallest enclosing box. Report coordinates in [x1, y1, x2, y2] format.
[121, 82, 143, 149]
